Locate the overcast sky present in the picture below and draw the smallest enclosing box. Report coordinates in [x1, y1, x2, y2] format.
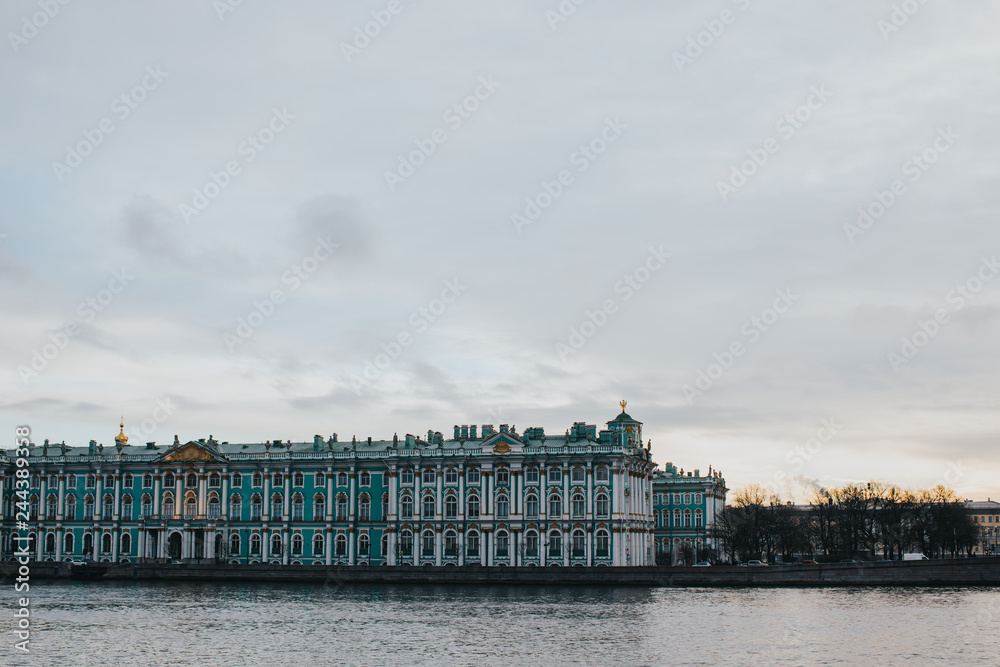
[2, 1, 998, 502]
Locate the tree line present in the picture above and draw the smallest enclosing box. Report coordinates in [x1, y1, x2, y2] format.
[715, 482, 978, 564]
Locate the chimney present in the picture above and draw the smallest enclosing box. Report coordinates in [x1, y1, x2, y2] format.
[313, 435, 324, 452]
[499, 424, 509, 433]
[694, 469, 700, 477]
[88, 439, 97, 455]
[470, 425, 477, 439]
[460, 425, 469, 440]
[454, 425, 460, 440]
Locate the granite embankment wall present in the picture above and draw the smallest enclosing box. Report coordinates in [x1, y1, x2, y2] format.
[4, 558, 1000, 587]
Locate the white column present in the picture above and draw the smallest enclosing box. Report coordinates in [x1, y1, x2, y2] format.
[57, 474, 66, 521]
[263, 473, 271, 521]
[153, 473, 161, 516]
[221, 473, 230, 520]
[435, 528, 442, 566]
[326, 468, 334, 521]
[173, 474, 182, 519]
[325, 527, 333, 565]
[349, 530, 356, 565]
[283, 470, 291, 521]
[113, 475, 121, 520]
[282, 529, 289, 564]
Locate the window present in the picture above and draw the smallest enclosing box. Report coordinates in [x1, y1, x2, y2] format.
[271, 534, 282, 556]
[273, 473, 283, 487]
[121, 533, 132, 555]
[400, 530, 413, 555]
[684, 493, 691, 505]
[103, 496, 114, 519]
[571, 467, 585, 483]
[466, 532, 479, 557]
[336, 534, 347, 556]
[684, 510, 692, 528]
[422, 468, 436, 485]
[423, 495, 435, 518]
[572, 493, 585, 518]
[250, 533, 261, 554]
[445, 494, 458, 518]
[422, 531, 434, 556]
[445, 531, 457, 555]
[526, 531, 539, 556]
[271, 495, 283, 518]
[596, 530, 610, 557]
[381, 534, 389, 557]
[141, 495, 152, 517]
[84, 496, 96, 519]
[64, 532, 74, 555]
[209, 472, 220, 488]
[695, 510, 703, 528]
[695, 493, 703, 504]
[45, 532, 55, 553]
[251, 496, 262, 520]
[358, 533, 370, 556]
[314, 495, 326, 520]
[105, 474, 114, 488]
[47, 495, 57, 519]
[359, 470, 370, 486]
[496, 494, 509, 519]
[230, 533, 241, 556]
[548, 532, 562, 558]
[595, 466, 609, 483]
[292, 534, 302, 555]
[124, 473, 133, 488]
[359, 496, 370, 521]
[381, 493, 389, 519]
[495, 468, 509, 485]
[673, 493, 681, 505]
[30, 475, 39, 489]
[186, 473, 197, 487]
[336, 496, 348, 521]
[293, 471, 304, 487]
[596, 493, 610, 518]
[86, 474, 96, 489]
[185, 497, 197, 519]
[230, 495, 242, 520]
[102, 533, 112, 553]
[29, 496, 38, 519]
[548, 467, 561, 484]
[337, 472, 348, 487]
[121, 496, 132, 519]
[313, 534, 324, 557]
[673, 509, 681, 527]
[252, 472, 262, 488]
[400, 495, 413, 519]
[68, 473, 77, 488]
[467, 494, 480, 518]
[525, 467, 539, 484]
[292, 495, 303, 521]
[548, 494, 562, 518]
[496, 531, 509, 557]
[445, 468, 458, 484]
[572, 530, 585, 557]
[231, 472, 242, 487]
[467, 467, 480, 485]
[315, 471, 325, 486]
[400, 468, 413, 485]
[525, 494, 539, 518]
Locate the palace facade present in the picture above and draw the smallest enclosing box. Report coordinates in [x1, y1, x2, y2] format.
[2, 405, 676, 567]
[652, 464, 728, 564]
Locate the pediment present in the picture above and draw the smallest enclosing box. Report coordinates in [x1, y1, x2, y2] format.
[481, 432, 523, 455]
[158, 441, 226, 463]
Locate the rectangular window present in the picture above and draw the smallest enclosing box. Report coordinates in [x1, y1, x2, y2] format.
[525, 467, 539, 484]
[547, 468, 561, 484]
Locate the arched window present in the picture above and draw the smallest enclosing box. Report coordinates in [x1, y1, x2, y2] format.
[695, 509, 703, 528]
[596, 493, 610, 518]
[400, 468, 413, 485]
[293, 471, 304, 487]
[358, 533, 370, 556]
[496, 531, 509, 557]
[143, 473, 153, 488]
[445, 468, 458, 484]
[209, 472, 220, 488]
[105, 474, 114, 488]
[445, 494, 458, 518]
[121, 533, 131, 555]
[496, 494, 509, 519]
[271, 495, 283, 518]
[336, 496, 348, 521]
[121, 495, 133, 519]
[313, 495, 326, 520]
[400, 495, 413, 519]
[547, 467, 562, 484]
[103, 495, 114, 519]
[673, 509, 681, 528]
[186, 473, 197, 487]
[337, 472, 348, 487]
[422, 468, 436, 485]
[314, 471, 325, 486]
[571, 467, 585, 483]
[86, 474, 97, 489]
[271, 533, 282, 556]
[466, 467, 480, 485]
[596, 530, 610, 557]
[208, 494, 220, 518]
[45, 532, 55, 553]
[161, 494, 174, 518]
[46, 495, 57, 519]
[381, 533, 389, 557]
[68, 473, 77, 488]
[381, 493, 389, 519]
[359, 495, 371, 521]
[526, 493, 539, 518]
[467, 494, 480, 519]
[231, 472, 242, 487]
[292, 495, 304, 521]
[291, 534, 303, 555]
[64, 532, 74, 555]
[185, 497, 197, 519]
[313, 533, 324, 557]
[595, 466, 609, 483]
[400, 530, 413, 555]
[84, 495, 95, 519]
[684, 510, 692, 528]
[548, 531, 562, 558]
[360, 470, 371, 486]
[29, 496, 38, 519]
[273, 473, 283, 487]
[572, 493, 585, 518]
[525, 531, 539, 556]
[422, 494, 435, 518]
[467, 531, 480, 557]
[336, 533, 347, 556]
[525, 467, 539, 483]
[572, 530, 585, 557]
[230, 494, 242, 519]
[230, 533, 240, 556]
[123, 473, 133, 488]
[495, 468, 509, 485]
[250, 533, 261, 554]
[251, 495, 262, 520]
[548, 494, 562, 518]
[252, 472, 262, 487]
[102, 533, 112, 553]
[444, 531, 457, 555]
[684, 493, 692, 505]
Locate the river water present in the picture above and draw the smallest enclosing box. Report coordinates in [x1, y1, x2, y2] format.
[8, 582, 999, 665]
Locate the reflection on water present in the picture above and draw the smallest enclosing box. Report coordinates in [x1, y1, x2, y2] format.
[10, 581, 1000, 666]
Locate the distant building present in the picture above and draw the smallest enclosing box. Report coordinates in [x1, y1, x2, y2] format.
[652, 465, 728, 564]
[967, 500, 1000, 555]
[1, 404, 660, 566]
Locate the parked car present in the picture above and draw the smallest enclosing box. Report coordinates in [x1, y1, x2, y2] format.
[800, 559, 818, 565]
[902, 553, 929, 561]
[745, 560, 768, 567]
[693, 561, 711, 567]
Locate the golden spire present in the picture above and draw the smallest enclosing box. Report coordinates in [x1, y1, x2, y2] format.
[115, 416, 128, 446]
[619, 399, 627, 412]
